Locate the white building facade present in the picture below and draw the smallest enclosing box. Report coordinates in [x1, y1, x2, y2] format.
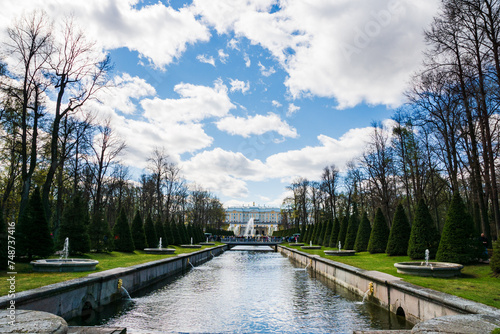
[225, 204, 281, 236]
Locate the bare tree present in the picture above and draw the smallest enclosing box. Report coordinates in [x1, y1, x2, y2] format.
[321, 164, 339, 219]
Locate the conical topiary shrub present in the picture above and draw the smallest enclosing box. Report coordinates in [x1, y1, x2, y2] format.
[164, 220, 172, 246]
[367, 208, 390, 254]
[344, 205, 360, 250]
[144, 214, 157, 248]
[131, 210, 147, 250]
[59, 192, 91, 254]
[300, 222, 307, 242]
[89, 210, 113, 252]
[322, 219, 333, 247]
[407, 199, 439, 259]
[386, 204, 411, 256]
[436, 193, 482, 264]
[354, 212, 371, 252]
[490, 239, 500, 276]
[113, 208, 135, 252]
[337, 215, 349, 248]
[155, 218, 166, 245]
[329, 217, 340, 248]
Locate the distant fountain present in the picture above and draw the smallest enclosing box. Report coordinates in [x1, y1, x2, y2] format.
[338, 241, 342, 252]
[200, 235, 215, 246]
[394, 249, 463, 277]
[31, 238, 99, 272]
[244, 218, 255, 237]
[181, 236, 201, 248]
[324, 240, 355, 256]
[301, 240, 321, 250]
[144, 237, 175, 254]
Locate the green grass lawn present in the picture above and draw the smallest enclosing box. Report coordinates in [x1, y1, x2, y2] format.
[287, 243, 500, 309]
[0, 245, 219, 296]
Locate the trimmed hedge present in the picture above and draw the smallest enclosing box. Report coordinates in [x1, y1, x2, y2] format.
[329, 217, 340, 248]
[322, 219, 333, 247]
[354, 212, 371, 252]
[367, 208, 389, 254]
[436, 193, 482, 264]
[144, 214, 157, 248]
[131, 211, 147, 250]
[407, 199, 439, 259]
[344, 204, 360, 250]
[386, 203, 411, 256]
[59, 192, 90, 254]
[491, 239, 500, 276]
[89, 210, 113, 252]
[338, 215, 349, 248]
[113, 208, 135, 252]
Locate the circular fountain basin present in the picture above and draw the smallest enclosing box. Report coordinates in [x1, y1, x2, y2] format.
[31, 258, 99, 272]
[180, 244, 202, 249]
[394, 262, 464, 278]
[144, 248, 176, 254]
[199, 242, 215, 245]
[324, 250, 356, 256]
[301, 245, 322, 250]
[289, 243, 304, 246]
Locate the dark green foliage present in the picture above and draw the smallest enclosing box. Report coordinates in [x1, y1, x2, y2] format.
[113, 208, 135, 252]
[311, 222, 320, 244]
[300, 222, 306, 242]
[16, 188, 54, 260]
[89, 210, 113, 252]
[338, 215, 349, 248]
[436, 194, 483, 264]
[354, 212, 371, 252]
[0, 213, 7, 270]
[155, 219, 166, 246]
[164, 221, 173, 246]
[304, 224, 312, 243]
[368, 208, 390, 254]
[408, 199, 440, 259]
[131, 211, 147, 250]
[386, 204, 411, 256]
[171, 221, 182, 245]
[344, 205, 360, 250]
[329, 217, 340, 248]
[144, 214, 157, 248]
[205, 227, 234, 236]
[317, 221, 326, 245]
[59, 192, 90, 254]
[187, 223, 194, 243]
[322, 219, 333, 247]
[491, 239, 500, 275]
[179, 222, 189, 244]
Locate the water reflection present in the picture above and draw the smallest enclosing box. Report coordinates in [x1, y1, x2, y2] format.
[70, 248, 412, 333]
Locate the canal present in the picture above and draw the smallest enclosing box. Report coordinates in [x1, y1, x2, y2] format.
[71, 247, 412, 333]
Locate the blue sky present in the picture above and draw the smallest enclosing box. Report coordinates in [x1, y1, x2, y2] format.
[1, 0, 439, 207]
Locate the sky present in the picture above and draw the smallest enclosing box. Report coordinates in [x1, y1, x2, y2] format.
[0, 0, 440, 208]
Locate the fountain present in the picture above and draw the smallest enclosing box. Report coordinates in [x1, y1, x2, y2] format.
[181, 236, 201, 249]
[324, 241, 355, 256]
[394, 249, 464, 277]
[200, 236, 215, 246]
[144, 237, 176, 254]
[301, 240, 321, 250]
[31, 238, 99, 272]
[243, 217, 255, 237]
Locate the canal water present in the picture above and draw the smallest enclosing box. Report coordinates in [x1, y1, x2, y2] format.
[71, 247, 412, 333]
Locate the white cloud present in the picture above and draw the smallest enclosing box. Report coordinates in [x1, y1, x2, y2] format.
[229, 79, 250, 93]
[0, 0, 210, 70]
[141, 79, 235, 124]
[228, 38, 239, 50]
[258, 62, 276, 77]
[218, 49, 229, 63]
[216, 113, 298, 138]
[192, 0, 438, 108]
[244, 54, 251, 67]
[287, 103, 300, 117]
[272, 100, 282, 108]
[196, 54, 216, 66]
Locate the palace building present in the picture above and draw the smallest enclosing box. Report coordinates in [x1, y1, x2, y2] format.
[225, 204, 281, 236]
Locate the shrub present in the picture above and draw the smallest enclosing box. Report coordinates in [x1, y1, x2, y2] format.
[436, 193, 482, 264]
[408, 199, 440, 259]
[314, 221, 325, 245]
[178, 221, 189, 244]
[113, 208, 135, 252]
[89, 210, 113, 252]
[164, 220, 173, 246]
[300, 222, 307, 242]
[367, 208, 390, 254]
[170, 220, 182, 245]
[344, 204, 360, 250]
[489, 239, 500, 276]
[354, 212, 371, 252]
[329, 217, 340, 248]
[386, 204, 411, 256]
[16, 187, 54, 260]
[144, 214, 157, 248]
[131, 211, 147, 250]
[155, 218, 166, 245]
[59, 192, 90, 254]
[322, 219, 333, 247]
[338, 215, 349, 248]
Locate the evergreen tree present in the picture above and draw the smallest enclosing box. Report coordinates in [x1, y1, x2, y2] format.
[163, 220, 172, 246]
[313, 221, 323, 245]
[89, 210, 113, 252]
[131, 211, 147, 250]
[155, 218, 166, 246]
[337, 215, 349, 248]
[311, 222, 319, 244]
[322, 219, 333, 247]
[144, 214, 157, 248]
[407, 199, 440, 259]
[317, 220, 326, 245]
[354, 212, 371, 252]
[171, 220, 182, 245]
[300, 222, 307, 242]
[187, 223, 194, 243]
[59, 192, 91, 254]
[304, 224, 312, 244]
[329, 217, 340, 248]
[490, 239, 500, 275]
[113, 208, 135, 252]
[436, 194, 482, 264]
[16, 187, 54, 260]
[0, 213, 7, 270]
[367, 208, 390, 254]
[179, 221, 189, 244]
[386, 204, 411, 256]
[344, 204, 360, 250]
